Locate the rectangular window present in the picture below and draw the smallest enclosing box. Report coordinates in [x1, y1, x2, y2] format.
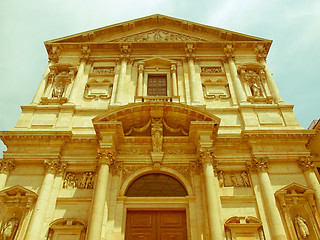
[147, 75, 167, 96]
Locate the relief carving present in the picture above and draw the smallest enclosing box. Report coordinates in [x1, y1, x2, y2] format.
[151, 118, 163, 152]
[63, 172, 94, 189]
[167, 164, 192, 184]
[113, 29, 205, 42]
[219, 171, 251, 187]
[201, 67, 222, 74]
[84, 78, 113, 100]
[92, 67, 114, 74]
[202, 79, 231, 100]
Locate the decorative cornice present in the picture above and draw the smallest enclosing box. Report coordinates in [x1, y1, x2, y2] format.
[0, 158, 15, 174]
[297, 156, 315, 171]
[97, 148, 116, 166]
[247, 157, 268, 172]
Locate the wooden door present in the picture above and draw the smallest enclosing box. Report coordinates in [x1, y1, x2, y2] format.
[125, 210, 187, 240]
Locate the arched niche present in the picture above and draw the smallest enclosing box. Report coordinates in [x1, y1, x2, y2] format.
[125, 173, 187, 197]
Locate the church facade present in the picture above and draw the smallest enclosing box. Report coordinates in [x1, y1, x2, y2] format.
[0, 15, 319, 240]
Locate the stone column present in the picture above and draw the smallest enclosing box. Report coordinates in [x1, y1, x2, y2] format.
[298, 156, 320, 211]
[115, 46, 131, 104]
[185, 44, 203, 104]
[255, 45, 283, 103]
[0, 159, 15, 190]
[32, 62, 53, 104]
[25, 159, 60, 240]
[69, 47, 90, 104]
[87, 148, 115, 240]
[137, 64, 144, 97]
[249, 157, 287, 240]
[199, 148, 224, 240]
[224, 45, 247, 104]
[171, 64, 178, 97]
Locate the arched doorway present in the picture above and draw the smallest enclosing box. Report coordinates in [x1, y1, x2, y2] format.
[125, 173, 188, 240]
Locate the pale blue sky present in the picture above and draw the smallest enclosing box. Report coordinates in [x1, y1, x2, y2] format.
[1, 0, 319, 156]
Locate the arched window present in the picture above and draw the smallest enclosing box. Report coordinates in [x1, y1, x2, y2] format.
[125, 173, 187, 197]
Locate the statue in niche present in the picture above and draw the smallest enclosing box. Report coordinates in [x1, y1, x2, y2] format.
[230, 174, 239, 187]
[52, 82, 65, 98]
[218, 171, 225, 187]
[294, 215, 309, 239]
[63, 173, 76, 188]
[1, 213, 19, 240]
[250, 82, 263, 97]
[241, 172, 250, 187]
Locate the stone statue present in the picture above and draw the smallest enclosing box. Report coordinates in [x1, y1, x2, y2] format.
[241, 172, 250, 187]
[218, 171, 224, 187]
[250, 82, 263, 97]
[1, 213, 19, 240]
[52, 82, 65, 98]
[294, 215, 309, 239]
[230, 174, 239, 187]
[86, 172, 94, 189]
[78, 172, 87, 189]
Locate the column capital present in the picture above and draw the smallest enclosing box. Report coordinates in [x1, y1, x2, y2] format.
[120, 45, 131, 61]
[254, 44, 267, 62]
[80, 46, 91, 63]
[48, 46, 61, 63]
[97, 148, 116, 166]
[298, 156, 315, 171]
[138, 63, 144, 73]
[223, 44, 235, 60]
[170, 64, 177, 72]
[247, 157, 269, 172]
[0, 158, 15, 175]
[198, 148, 216, 165]
[44, 159, 61, 175]
[185, 43, 196, 60]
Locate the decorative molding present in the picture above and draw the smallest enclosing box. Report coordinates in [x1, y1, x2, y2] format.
[92, 67, 114, 74]
[201, 67, 222, 74]
[113, 29, 205, 42]
[48, 46, 60, 63]
[223, 44, 234, 60]
[255, 44, 268, 62]
[80, 46, 91, 63]
[121, 165, 146, 186]
[167, 164, 192, 184]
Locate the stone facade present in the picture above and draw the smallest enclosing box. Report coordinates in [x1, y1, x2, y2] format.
[0, 14, 319, 240]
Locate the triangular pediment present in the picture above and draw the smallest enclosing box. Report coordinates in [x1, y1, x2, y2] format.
[275, 182, 313, 195]
[46, 14, 270, 44]
[0, 185, 37, 198]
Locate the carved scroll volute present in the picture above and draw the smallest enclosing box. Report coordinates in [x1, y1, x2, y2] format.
[97, 148, 116, 166]
[0, 159, 15, 175]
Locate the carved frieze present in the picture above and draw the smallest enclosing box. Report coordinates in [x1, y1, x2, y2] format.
[218, 171, 251, 187]
[201, 67, 222, 74]
[63, 172, 94, 189]
[113, 29, 205, 42]
[92, 67, 114, 74]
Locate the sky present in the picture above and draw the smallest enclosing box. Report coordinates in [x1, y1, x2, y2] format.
[0, 0, 319, 156]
